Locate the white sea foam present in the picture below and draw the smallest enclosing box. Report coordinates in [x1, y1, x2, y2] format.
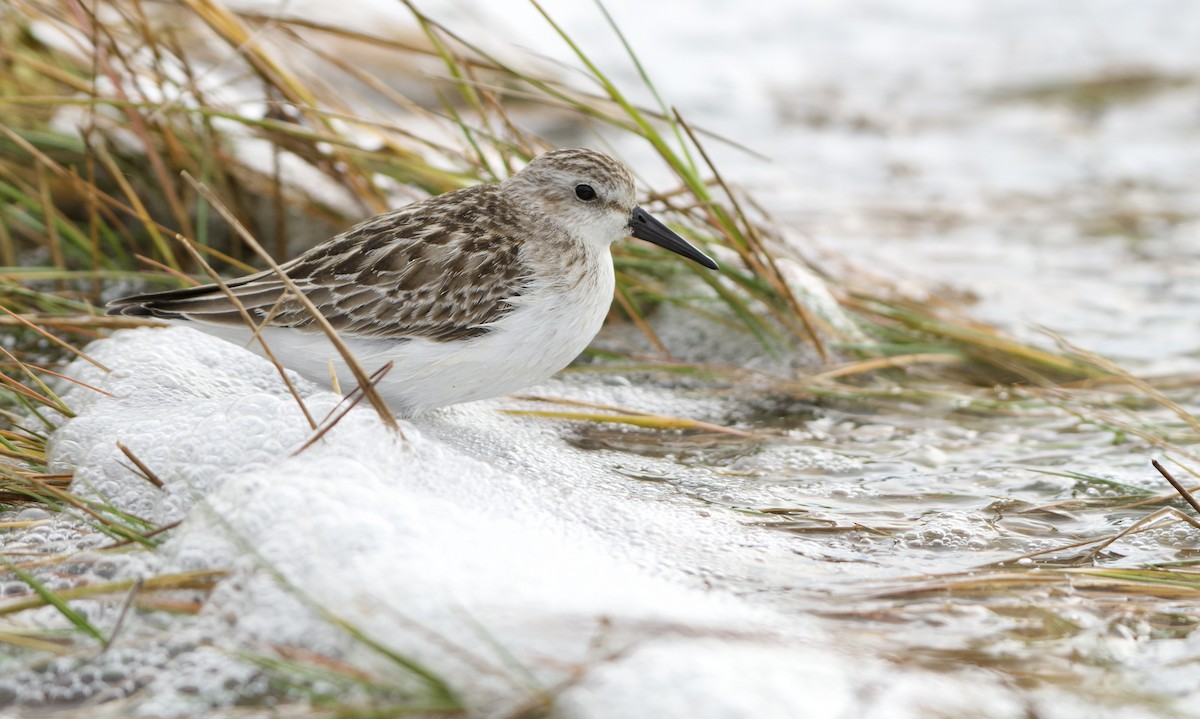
[41, 327, 868, 715]
[35, 326, 1091, 716]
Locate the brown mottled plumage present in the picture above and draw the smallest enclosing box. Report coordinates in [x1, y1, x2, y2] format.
[108, 148, 717, 416]
[110, 185, 530, 342]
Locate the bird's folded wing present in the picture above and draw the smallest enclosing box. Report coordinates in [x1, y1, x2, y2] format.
[108, 214, 527, 343]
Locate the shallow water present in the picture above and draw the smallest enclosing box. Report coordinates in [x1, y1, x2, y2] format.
[520, 0, 1200, 711]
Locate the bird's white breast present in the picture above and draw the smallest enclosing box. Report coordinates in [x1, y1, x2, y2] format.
[209, 247, 616, 417]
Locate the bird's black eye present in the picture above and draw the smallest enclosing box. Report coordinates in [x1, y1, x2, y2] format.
[575, 184, 597, 201]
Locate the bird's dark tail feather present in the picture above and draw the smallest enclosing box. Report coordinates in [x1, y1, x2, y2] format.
[105, 274, 261, 319]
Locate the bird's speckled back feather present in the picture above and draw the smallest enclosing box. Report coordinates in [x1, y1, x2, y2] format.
[106, 148, 710, 416]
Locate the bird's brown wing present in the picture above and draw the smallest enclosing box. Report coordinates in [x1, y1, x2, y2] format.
[107, 186, 529, 342]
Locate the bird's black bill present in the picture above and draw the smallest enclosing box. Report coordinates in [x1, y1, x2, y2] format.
[629, 207, 718, 270]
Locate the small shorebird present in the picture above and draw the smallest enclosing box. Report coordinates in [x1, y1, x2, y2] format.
[108, 148, 718, 417]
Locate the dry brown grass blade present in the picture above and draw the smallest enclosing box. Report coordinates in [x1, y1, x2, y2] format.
[0, 121, 245, 271]
[1085, 506, 1200, 562]
[0, 631, 74, 654]
[66, 0, 195, 242]
[180, 174, 402, 435]
[34, 163, 64, 277]
[90, 139, 180, 271]
[802, 353, 965, 383]
[180, 0, 387, 214]
[292, 361, 394, 456]
[672, 108, 830, 360]
[134, 254, 203, 284]
[613, 284, 670, 357]
[506, 394, 756, 437]
[0, 306, 109, 373]
[1025, 385, 1200, 464]
[172, 231, 318, 431]
[99, 576, 143, 652]
[987, 498, 1200, 568]
[96, 519, 183, 551]
[11, 475, 152, 534]
[870, 566, 1200, 602]
[1049, 330, 1200, 437]
[0, 366, 59, 407]
[0, 315, 155, 330]
[0, 206, 14, 266]
[115, 441, 164, 489]
[0, 570, 227, 616]
[0, 475, 74, 506]
[0, 352, 112, 399]
[1153, 459, 1200, 516]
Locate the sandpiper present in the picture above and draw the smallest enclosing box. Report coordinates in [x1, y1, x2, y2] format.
[108, 148, 718, 417]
